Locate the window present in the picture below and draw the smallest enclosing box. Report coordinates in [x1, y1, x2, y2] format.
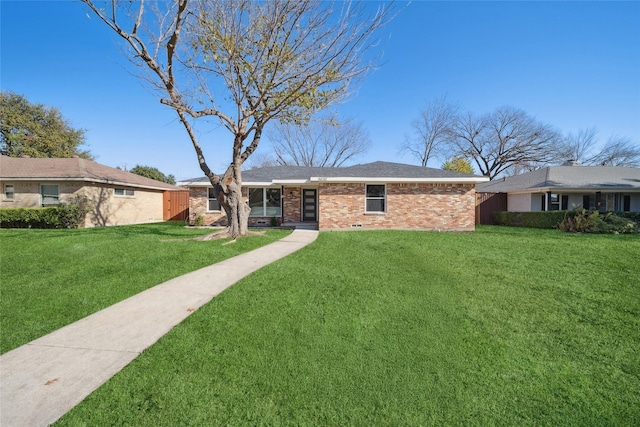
[114, 188, 135, 197]
[4, 184, 14, 201]
[207, 188, 221, 211]
[623, 195, 631, 212]
[366, 184, 386, 213]
[41, 184, 59, 205]
[248, 188, 281, 217]
[549, 193, 560, 211]
[582, 195, 591, 210]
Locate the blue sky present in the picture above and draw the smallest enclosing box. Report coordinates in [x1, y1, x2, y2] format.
[2, 1, 639, 180]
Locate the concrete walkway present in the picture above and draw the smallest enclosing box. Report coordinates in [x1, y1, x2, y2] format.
[1, 229, 318, 427]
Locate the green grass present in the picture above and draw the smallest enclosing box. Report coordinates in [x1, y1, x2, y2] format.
[0, 222, 291, 354]
[56, 226, 640, 426]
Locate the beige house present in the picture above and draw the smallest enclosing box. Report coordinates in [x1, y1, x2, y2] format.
[179, 162, 489, 231]
[476, 164, 640, 215]
[0, 155, 186, 227]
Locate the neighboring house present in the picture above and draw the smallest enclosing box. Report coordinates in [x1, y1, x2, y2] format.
[178, 161, 489, 231]
[0, 155, 188, 227]
[476, 163, 640, 221]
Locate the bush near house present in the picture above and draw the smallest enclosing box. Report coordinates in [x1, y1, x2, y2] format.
[494, 210, 640, 233]
[558, 208, 639, 234]
[493, 211, 566, 229]
[0, 196, 90, 229]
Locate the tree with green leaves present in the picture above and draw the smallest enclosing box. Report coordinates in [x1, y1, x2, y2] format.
[129, 165, 176, 184]
[82, 0, 391, 239]
[0, 91, 91, 159]
[441, 156, 474, 174]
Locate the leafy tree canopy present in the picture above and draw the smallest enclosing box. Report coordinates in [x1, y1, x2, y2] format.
[442, 156, 475, 174]
[129, 165, 176, 184]
[0, 91, 92, 159]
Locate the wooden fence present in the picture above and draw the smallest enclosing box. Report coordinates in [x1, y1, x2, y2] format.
[476, 192, 507, 225]
[163, 190, 190, 221]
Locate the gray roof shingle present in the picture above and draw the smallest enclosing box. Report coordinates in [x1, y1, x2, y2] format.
[0, 155, 180, 190]
[180, 161, 487, 185]
[476, 166, 640, 193]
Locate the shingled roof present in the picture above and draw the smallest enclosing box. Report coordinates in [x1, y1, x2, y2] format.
[0, 155, 179, 191]
[179, 161, 489, 186]
[476, 166, 640, 193]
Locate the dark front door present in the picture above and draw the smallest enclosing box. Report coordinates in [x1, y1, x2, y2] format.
[302, 189, 317, 222]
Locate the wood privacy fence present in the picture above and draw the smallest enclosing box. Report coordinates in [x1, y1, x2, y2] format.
[476, 192, 507, 225]
[163, 190, 190, 221]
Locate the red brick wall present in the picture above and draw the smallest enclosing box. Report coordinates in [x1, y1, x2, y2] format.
[283, 186, 301, 223]
[187, 187, 227, 225]
[187, 183, 477, 230]
[318, 182, 476, 231]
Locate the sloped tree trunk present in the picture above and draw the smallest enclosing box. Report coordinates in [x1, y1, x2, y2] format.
[219, 180, 250, 238]
[210, 160, 250, 239]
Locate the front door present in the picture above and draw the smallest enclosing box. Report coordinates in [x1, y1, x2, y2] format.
[302, 189, 317, 222]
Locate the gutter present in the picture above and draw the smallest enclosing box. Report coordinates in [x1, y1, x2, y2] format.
[1, 177, 178, 192]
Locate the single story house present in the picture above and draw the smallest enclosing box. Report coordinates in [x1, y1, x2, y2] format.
[476, 163, 640, 219]
[178, 161, 489, 231]
[0, 155, 188, 227]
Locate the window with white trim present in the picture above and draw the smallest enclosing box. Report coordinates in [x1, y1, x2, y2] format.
[41, 184, 59, 206]
[248, 188, 281, 217]
[207, 188, 221, 211]
[114, 188, 135, 197]
[365, 184, 386, 213]
[4, 184, 15, 201]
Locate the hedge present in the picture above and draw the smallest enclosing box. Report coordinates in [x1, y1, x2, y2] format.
[494, 210, 640, 233]
[493, 211, 567, 229]
[0, 204, 86, 229]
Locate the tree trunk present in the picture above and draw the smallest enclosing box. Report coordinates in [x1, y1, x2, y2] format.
[223, 180, 250, 238]
[212, 160, 250, 239]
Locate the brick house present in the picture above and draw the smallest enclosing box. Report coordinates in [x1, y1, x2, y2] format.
[178, 161, 489, 231]
[0, 155, 186, 227]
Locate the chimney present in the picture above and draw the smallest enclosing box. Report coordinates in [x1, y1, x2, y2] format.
[562, 160, 582, 166]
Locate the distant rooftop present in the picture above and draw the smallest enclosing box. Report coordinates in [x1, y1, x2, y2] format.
[477, 165, 640, 193]
[0, 155, 180, 191]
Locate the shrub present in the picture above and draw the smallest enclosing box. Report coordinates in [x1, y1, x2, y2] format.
[0, 196, 90, 229]
[558, 207, 639, 234]
[194, 214, 206, 226]
[493, 211, 566, 229]
[270, 216, 280, 227]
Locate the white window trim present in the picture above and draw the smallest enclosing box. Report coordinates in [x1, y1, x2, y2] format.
[114, 188, 135, 197]
[4, 184, 15, 201]
[365, 183, 386, 214]
[207, 187, 221, 212]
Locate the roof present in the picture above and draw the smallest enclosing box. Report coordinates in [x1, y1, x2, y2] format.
[476, 166, 640, 193]
[0, 155, 180, 191]
[179, 161, 489, 186]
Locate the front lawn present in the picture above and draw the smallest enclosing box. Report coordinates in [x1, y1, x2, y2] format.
[0, 222, 291, 354]
[57, 227, 640, 425]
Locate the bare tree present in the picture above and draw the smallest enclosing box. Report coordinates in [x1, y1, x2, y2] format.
[269, 117, 371, 167]
[450, 106, 561, 179]
[243, 151, 278, 170]
[400, 96, 458, 167]
[587, 135, 640, 167]
[559, 127, 599, 163]
[81, 0, 391, 238]
[556, 128, 640, 167]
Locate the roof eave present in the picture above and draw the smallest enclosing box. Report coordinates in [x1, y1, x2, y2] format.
[310, 176, 489, 184]
[2, 176, 175, 191]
